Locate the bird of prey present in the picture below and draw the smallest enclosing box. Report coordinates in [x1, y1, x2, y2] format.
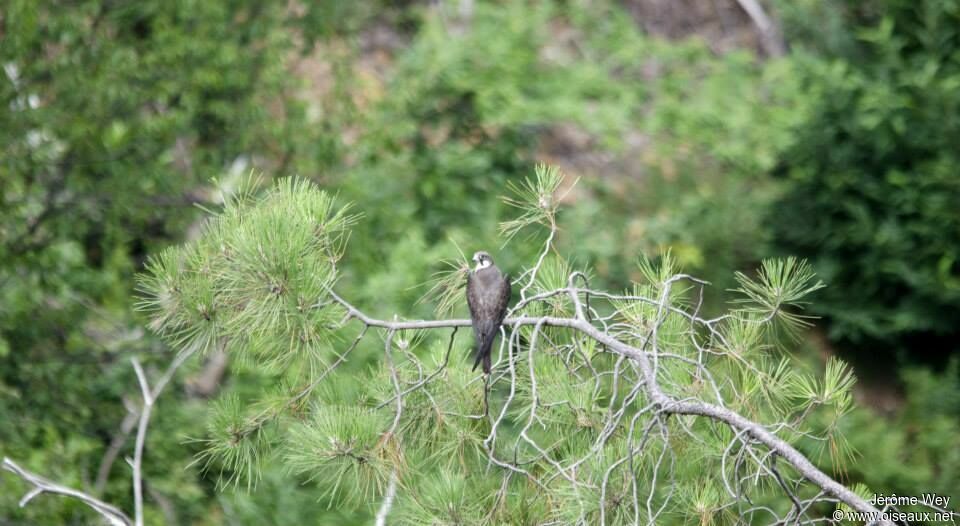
[466, 251, 512, 374]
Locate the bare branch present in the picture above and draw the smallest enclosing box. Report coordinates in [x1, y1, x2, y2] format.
[95, 398, 140, 494]
[735, 0, 787, 57]
[374, 470, 399, 526]
[2, 457, 133, 526]
[327, 286, 891, 522]
[4, 346, 194, 526]
[129, 350, 196, 526]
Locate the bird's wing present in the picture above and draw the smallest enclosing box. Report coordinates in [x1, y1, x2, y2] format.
[466, 272, 477, 315]
[497, 273, 512, 322]
[466, 272, 484, 340]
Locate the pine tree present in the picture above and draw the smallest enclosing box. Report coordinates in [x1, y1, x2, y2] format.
[7, 167, 894, 525]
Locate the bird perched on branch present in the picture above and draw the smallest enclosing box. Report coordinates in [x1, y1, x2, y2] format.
[466, 251, 512, 374]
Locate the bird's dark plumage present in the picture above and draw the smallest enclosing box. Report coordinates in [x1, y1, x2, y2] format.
[466, 251, 511, 374]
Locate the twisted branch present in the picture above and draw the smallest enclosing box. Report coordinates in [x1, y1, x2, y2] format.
[3, 350, 194, 526]
[2, 458, 132, 526]
[328, 286, 891, 524]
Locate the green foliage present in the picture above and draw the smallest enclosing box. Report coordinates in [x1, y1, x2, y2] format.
[4, 0, 958, 523]
[500, 163, 570, 241]
[190, 395, 270, 491]
[395, 470, 492, 525]
[553, 11, 812, 296]
[137, 178, 354, 370]
[420, 256, 472, 318]
[136, 178, 363, 495]
[135, 173, 859, 523]
[327, 0, 637, 286]
[285, 406, 394, 508]
[0, 0, 309, 522]
[732, 257, 826, 338]
[827, 359, 960, 507]
[772, 0, 960, 351]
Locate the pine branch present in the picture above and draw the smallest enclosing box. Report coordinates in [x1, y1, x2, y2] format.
[125, 172, 904, 524]
[327, 287, 891, 523]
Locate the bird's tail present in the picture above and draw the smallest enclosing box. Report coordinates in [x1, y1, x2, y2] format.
[472, 335, 494, 374]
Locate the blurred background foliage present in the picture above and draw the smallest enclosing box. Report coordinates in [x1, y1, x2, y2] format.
[1, 0, 957, 523]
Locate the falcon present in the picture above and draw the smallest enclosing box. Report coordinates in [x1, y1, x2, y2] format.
[466, 251, 512, 374]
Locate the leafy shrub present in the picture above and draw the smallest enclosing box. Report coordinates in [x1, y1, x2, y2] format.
[771, 1, 960, 354]
[0, 0, 307, 522]
[834, 359, 960, 504]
